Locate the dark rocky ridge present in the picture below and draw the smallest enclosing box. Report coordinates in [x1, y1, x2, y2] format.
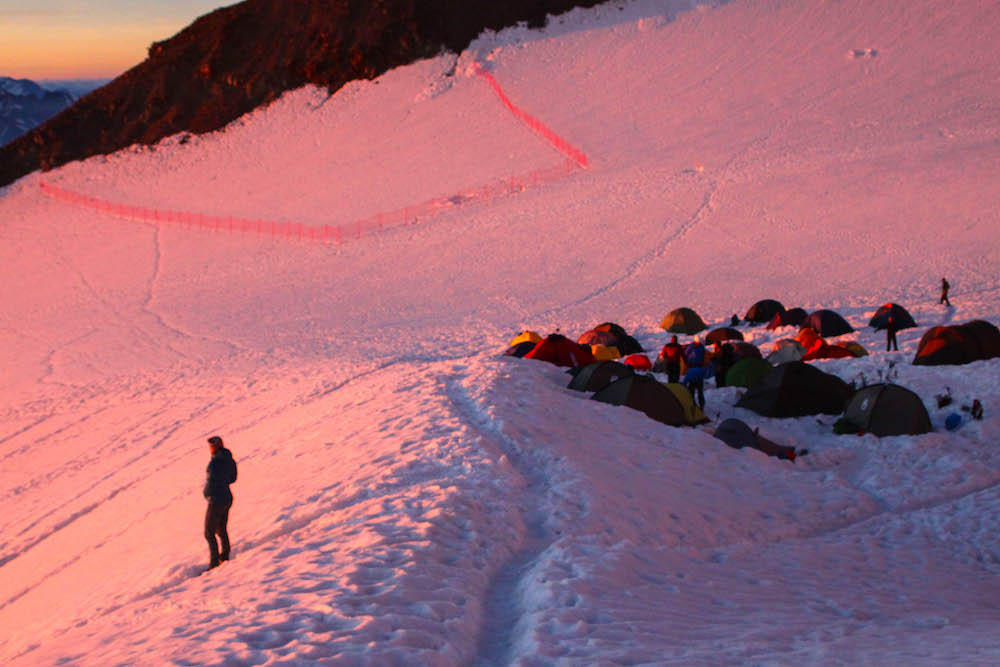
[0, 0, 603, 188]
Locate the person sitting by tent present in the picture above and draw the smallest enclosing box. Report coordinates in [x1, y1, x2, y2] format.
[711, 340, 736, 388]
[654, 335, 684, 383]
[730, 313, 740, 327]
[940, 277, 951, 306]
[886, 314, 899, 352]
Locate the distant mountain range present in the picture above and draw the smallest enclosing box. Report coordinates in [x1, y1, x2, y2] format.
[0, 0, 601, 188]
[0, 77, 78, 146]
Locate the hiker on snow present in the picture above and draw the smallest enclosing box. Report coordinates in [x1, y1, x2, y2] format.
[204, 435, 238, 570]
[885, 314, 899, 352]
[940, 277, 951, 306]
[655, 334, 684, 383]
[683, 337, 708, 409]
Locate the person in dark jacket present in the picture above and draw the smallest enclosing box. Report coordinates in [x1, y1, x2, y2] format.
[940, 277, 951, 306]
[885, 315, 899, 351]
[655, 335, 684, 383]
[713, 341, 736, 387]
[204, 435, 238, 570]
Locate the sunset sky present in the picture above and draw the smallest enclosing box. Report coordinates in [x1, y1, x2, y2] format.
[0, 1, 231, 80]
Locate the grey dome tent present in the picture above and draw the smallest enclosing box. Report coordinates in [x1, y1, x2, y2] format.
[706, 327, 744, 345]
[803, 309, 854, 337]
[868, 303, 917, 331]
[568, 361, 635, 393]
[736, 361, 851, 418]
[592, 374, 707, 426]
[744, 299, 786, 324]
[843, 383, 932, 437]
[766, 307, 808, 330]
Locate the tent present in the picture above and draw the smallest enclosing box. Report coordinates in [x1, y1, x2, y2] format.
[660, 308, 707, 334]
[959, 320, 1000, 359]
[803, 310, 854, 337]
[590, 344, 621, 361]
[767, 339, 806, 364]
[567, 361, 635, 392]
[802, 341, 855, 361]
[744, 299, 786, 324]
[509, 330, 542, 347]
[503, 341, 537, 358]
[843, 383, 932, 437]
[766, 307, 808, 330]
[663, 383, 710, 426]
[622, 354, 653, 370]
[706, 327, 744, 345]
[578, 329, 618, 347]
[594, 322, 644, 354]
[725, 357, 773, 388]
[869, 303, 917, 331]
[524, 333, 596, 368]
[713, 418, 797, 460]
[730, 341, 763, 360]
[913, 320, 1000, 366]
[736, 361, 851, 417]
[837, 341, 869, 358]
[592, 374, 707, 426]
[795, 327, 822, 350]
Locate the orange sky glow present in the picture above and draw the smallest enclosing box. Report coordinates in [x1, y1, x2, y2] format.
[0, 3, 227, 80]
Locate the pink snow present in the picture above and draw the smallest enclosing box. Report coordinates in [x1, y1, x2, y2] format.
[1, 0, 999, 664]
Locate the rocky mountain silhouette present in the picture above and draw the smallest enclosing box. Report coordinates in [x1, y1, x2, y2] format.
[0, 0, 602, 189]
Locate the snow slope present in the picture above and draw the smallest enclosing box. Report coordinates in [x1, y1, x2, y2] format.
[1, 0, 999, 663]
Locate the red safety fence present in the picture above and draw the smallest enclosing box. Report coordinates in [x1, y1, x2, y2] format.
[471, 62, 589, 169]
[39, 63, 590, 244]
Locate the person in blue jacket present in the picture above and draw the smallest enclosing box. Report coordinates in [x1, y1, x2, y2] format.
[683, 337, 709, 408]
[204, 435, 238, 570]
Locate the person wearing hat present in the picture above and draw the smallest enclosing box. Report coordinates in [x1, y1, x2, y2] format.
[204, 435, 238, 570]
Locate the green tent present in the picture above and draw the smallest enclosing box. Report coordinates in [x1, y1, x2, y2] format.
[725, 357, 773, 388]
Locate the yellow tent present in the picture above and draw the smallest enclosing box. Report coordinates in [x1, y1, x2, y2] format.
[509, 330, 543, 347]
[663, 383, 709, 425]
[591, 344, 621, 361]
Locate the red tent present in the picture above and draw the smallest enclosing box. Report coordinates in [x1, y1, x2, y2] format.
[622, 353, 653, 370]
[524, 334, 596, 368]
[802, 341, 855, 361]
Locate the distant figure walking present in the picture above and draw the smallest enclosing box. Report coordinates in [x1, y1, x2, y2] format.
[940, 277, 951, 306]
[656, 335, 684, 383]
[886, 315, 899, 352]
[204, 435, 238, 571]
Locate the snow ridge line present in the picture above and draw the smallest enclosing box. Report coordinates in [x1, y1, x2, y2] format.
[36, 66, 588, 244]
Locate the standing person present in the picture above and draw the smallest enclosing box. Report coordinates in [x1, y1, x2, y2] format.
[204, 435, 238, 571]
[940, 277, 951, 306]
[886, 315, 899, 352]
[656, 335, 684, 383]
[713, 341, 735, 387]
[683, 337, 708, 409]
